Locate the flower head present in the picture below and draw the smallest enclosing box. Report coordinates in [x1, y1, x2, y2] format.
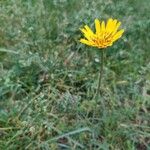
[80, 18, 124, 48]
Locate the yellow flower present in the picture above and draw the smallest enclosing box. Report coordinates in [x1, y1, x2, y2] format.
[80, 18, 124, 48]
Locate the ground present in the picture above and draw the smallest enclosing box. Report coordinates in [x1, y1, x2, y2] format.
[0, 0, 150, 149]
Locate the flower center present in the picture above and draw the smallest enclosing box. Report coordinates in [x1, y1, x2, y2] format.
[92, 32, 113, 48]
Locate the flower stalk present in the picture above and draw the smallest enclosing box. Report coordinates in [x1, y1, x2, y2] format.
[97, 50, 104, 97]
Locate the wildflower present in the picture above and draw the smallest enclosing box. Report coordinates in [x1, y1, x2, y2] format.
[80, 18, 124, 48]
[79, 18, 124, 100]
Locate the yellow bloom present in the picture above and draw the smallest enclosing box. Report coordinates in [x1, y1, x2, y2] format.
[80, 18, 124, 48]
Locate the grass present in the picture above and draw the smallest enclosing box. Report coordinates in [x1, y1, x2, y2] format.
[0, 0, 150, 149]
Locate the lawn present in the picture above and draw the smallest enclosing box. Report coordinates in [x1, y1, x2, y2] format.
[0, 0, 150, 149]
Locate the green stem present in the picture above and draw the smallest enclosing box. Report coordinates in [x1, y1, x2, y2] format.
[97, 50, 104, 97]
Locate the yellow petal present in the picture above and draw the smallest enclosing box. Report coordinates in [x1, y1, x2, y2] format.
[80, 28, 87, 34]
[112, 29, 124, 42]
[106, 18, 113, 31]
[112, 19, 117, 27]
[106, 19, 117, 33]
[84, 25, 94, 36]
[95, 19, 101, 35]
[115, 22, 121, 31]
[112, 21, 121, 35]
[108, 42, 113, 46]
[101, 21, 105, 32]
[80, 39, 93, 46]
[80, 28, 92, 40]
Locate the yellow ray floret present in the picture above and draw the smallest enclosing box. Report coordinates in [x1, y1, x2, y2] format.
[80, 18, 124, 48]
